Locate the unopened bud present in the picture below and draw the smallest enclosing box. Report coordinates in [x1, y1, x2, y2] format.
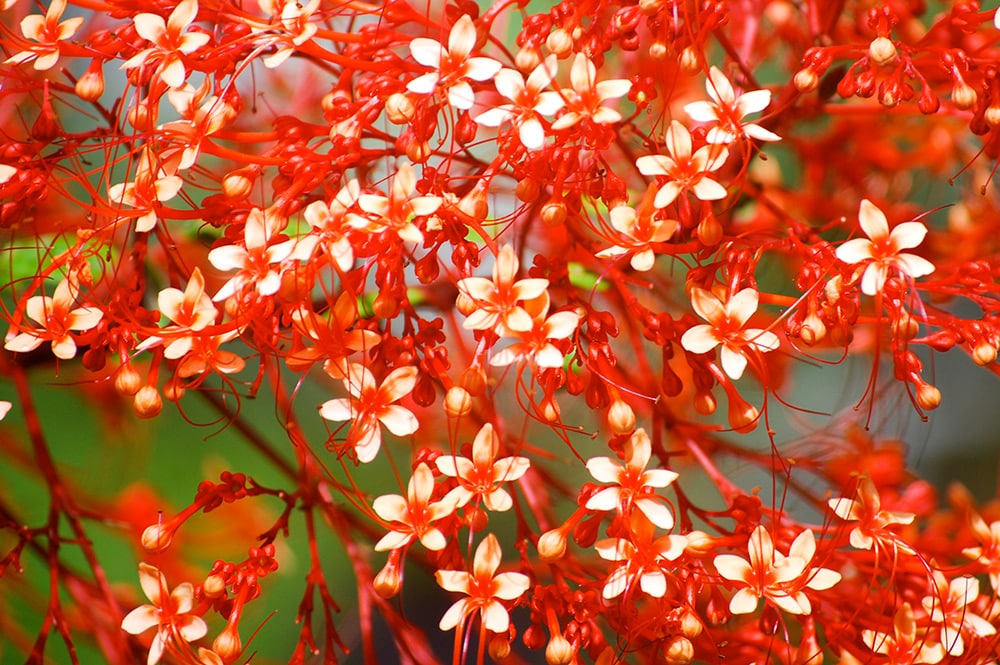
[639, 0, 664, 14]
[405, 139, 431, 163]
[684, 530, 715, 555]
[373, 560, 401, 598]
[728, 400, 759, 433]
[679, 47, 700, 74]
[868, 37, 896, 66]
[133, 385, 162, 418]
[462, 366, 487, 395]
[678, 609, 703, 638]
[75, 61, 105, 101]
[456, 291, 476, 317]
[799, 312, 827, 346]
[648, 41, 667, 59]
[793, 68, 819, 93]
[916, 382, 941, 410]
[607, 399, 635, 435]
[541, 397, 561, 422]
[489, 635, 512, 661]
[444, 386, 472, 417]
[664, 636, 694, 665]
[696, 213, 722, 246]
[951, 81, 977, 110]
[515, 47, 541, 72]
[693, 391, 716, 415]
[163, 377, 186, 402]
[986, 104, 1000, 128]
[385, 93, 415, 124]
[516, 177, 541, 202]
[892, 312, 919, 340]
[115, 363, 143, 396]
[141, 523, 174, 552]
[974, 343, 998, 366]
[541, 200, 567, 227]
[545, 634, 573, 665]
[457, 186, 489, 222]
[213, 625, 242, 664]
[203, 573, 226, 597]
[538, 528, 568, 561]
[546, 28, 574, 58]
[222, 167, 256, 199]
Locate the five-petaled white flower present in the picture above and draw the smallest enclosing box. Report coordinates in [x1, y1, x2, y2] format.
[680, 287, 780, 380]
[373, 462, 456, 551]
[4, 0, 83, 71]
[921, 573, 995, 656]
[121, 0, 210, 89]
[407, 15, 502, 110]
[456, 244, 549, 334]
[121, 563, 208, 665]
[684, 66, 781, 145]
[595, 190, 678, 271]
[474, 56, 565, 150]
[435, 533, 530, 633]
[713, 525, 807, 615]
[319, 363, 419, 464]
[835, 199, 935, 296]
[585, 428, 679, 529]
[4, 277, 103, 360]
[435, 423, 530, 512]
[550, 53, 631, 130]
[635, 121, 729, 209]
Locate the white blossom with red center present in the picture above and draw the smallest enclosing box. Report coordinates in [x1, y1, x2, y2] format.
[121, 0, 210, 89]
[683, 67, 781, 145]
[713, 525, 808, 615]
[5, 277, 103, 360]
[550, 53, 632, 130]
[107, 149, 183, 233]
[635, 121, 729, 209]
[963, 514, 1000, 591]
[680, 287, 780, 381]
[489, 292, 582, 369]
[457, 244, 549, 334]
[828, 475, 915, 552]
[595, 188, 679, 271]
[406, 15, 502, 110]
[346, 163, 441, 244]
[435, 533, 530, 633]
[835, 199, 935, 296]
[585, 428, 678, 530]
[143, 267, 218, 360]
[208, 207, 308, 301]
[373, 462, 456, 551]
[474, 56, 565, 150]
[251, 0, 320, 69]
[921, 573, 995, 656]
[435, 423, 530, 512]
[4, 0, 83, 70]
[595, 518, 686, 599]
[120, 563, 208, 665]
[302, 179, 361, 272]
[862, 603, 945, 664]
[318, 363, 418, 464]
[778, 529, 842, 614]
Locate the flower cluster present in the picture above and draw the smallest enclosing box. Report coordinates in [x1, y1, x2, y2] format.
[3, 1, 1000, 665]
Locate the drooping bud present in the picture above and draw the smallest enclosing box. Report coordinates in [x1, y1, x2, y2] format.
[385, 93, 415, 124]
[537, 528, 568, 561]
[515, 47, 541, 72]
[444, 386, 472, 417]
[545, 633, 573, 665]
[75, 61, 105, 101]
[693, 391, 716, 415]
[951, 81, 977, 110]
[679, 47, 700, 74]
[974, 343, 998, 366]
[141, 523, 174, 552]
[916, 382, 941, 410]
[213, 624, 242, 664]
[541, 199, 567, 227]
[203, 573, 227, 597]
[115, 363, 143, 396]
[373, 559, 402, 598]
[222, 167, 256, 199]
[799, 312, 827, 346]
[663, 636, 694, 665]
[545, 28, 574, 58]
[793, 68, 819, 93]
[678, 609, 703, 638]
[489, 634, 512, 661]
[868, 37, 897, 66]
[607, 398, 635, 435]
[133, 385, 163, 418]
[516, 177, 541, 202]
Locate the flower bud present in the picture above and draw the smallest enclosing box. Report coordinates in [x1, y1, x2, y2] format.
[133, 385, 162, 418]
[457, 185, 489, 222]
[373, 560, 401, 598]
[607, 399, 635, 435]
[648, 41, 667, 59]
[141, 523, 174, 552]
[115, 363, 143, 396]
[385, 93, 415, 124]
[679, 47, 700, 74]
[489, 635, 512, 661]
[515, 47, 541, 72]
[545, 28, 574, 58]
[793, 68, 819, 93]
[203, 573, 226, 597]
[916, 382, 941, 410]
[974, 343, 997, 366]
[545, 633, 573, 665]
[75, 61, 105, 101]
[678, 609, 703, 639]
[537, 528, 568, 561]
[639, 0, 664, 14]
[163, 377, 186, 402]
[404, 138, 431, 163]
[444, 386, 472, 417]
[693, 392, 716, 415]
[222, 167, 256, 199]
[696, 213, 722, 246]
[516, 177, 541, 202]
[951, 81, 977, 110]
[728, 397, 759, 433]
[799, 312, 827, 346]
[664, 636, 694, 665]
[541, 200, 567, 227]
[684, 530, 715, 555]
[868, 37, 896, 66]
[213, 624, 242, 664]
[986, 104, 1000, 128]
[462, 366, 487, 395]
[540, 397, 561, 422]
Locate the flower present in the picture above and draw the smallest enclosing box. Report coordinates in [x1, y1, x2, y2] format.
[457, 245, 549, 334]
[828, 475, 915, 552]
[435, 533, 530, 632]
[121, 0, 210, 88]
[346, 163, 441, 243]
[635, 121, 729, 208]
[474, 56, 565, 150]
[407, 15, 502, 110]
[595, 520, 686, 599]
[435, 423, 530, 512]
[680, 287, 780, 380]
[595, 190, 678, 271]
[121, 563, 208, 665]
[4, 277, 103, 360]
[921, 573, 995, 655]
[862, 603, 945, 664]
[683, 67, 781, 145]
[835, 199, 935, 296]
[713, 525, 807, 615]
[318, 363, 419, 463]
[4, 0, 83, 71]
[585, 428, 679, 530]
[489, 292, 581, 368]
[373, 462, 456, 551]
[550, 53, 631, 130]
